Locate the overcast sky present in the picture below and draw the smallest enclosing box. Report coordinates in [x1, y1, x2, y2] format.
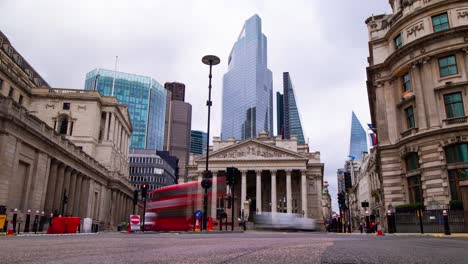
[2, 0, 391, 210]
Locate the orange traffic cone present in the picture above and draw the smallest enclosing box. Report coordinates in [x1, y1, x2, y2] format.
[207, 217, 213, 232]
[376, 221, 384, 236]
[7, 220, 14, 236]
[195, 217, 201, 232]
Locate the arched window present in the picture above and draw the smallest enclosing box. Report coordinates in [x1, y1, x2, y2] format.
[59, 116, 68, 135]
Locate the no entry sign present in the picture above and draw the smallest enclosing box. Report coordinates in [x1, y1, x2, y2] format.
[130, 215, 140, 225]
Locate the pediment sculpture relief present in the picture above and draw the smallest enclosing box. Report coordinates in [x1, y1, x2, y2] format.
[213, 145, 292, 159]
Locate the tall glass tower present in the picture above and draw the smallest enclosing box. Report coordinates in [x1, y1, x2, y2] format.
[84, 69, 167, 150]
[349, 111, 368, 160]
[221, 14, 273, 140]
[278, 72, 305, 144]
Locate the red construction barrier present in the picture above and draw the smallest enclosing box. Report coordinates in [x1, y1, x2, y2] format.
[48, 217, 80, 234]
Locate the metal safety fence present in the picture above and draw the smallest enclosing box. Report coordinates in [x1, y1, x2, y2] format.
[394, 205, 466, 233]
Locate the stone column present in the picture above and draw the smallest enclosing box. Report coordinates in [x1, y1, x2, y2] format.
[110, 190, 117, 227]
[421, 58, 441, 128]
[286, 170, 292, 214]
[256, 170, 262, 213]
[211, 171, 218, 218]
[301, 170, 308, 217]
[80, 177, 89, 219]
[241, 170, 247, 208]
[44, 160, 58, 214]
[68, 170, 78, 216]
[411, 63, 428, 130]
[271, 170, 277, 213]
[103, 112, 109, 141]
[109, 112, 115, 142]
[53, 164, 65, 213]
[73, 174, 83, 217]
[62, 168, 72, 215]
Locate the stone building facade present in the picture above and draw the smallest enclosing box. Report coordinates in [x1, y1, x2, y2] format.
[0, 30, 134, 230]
[366, 0, 468, 222]
[187, 133, 325, 227]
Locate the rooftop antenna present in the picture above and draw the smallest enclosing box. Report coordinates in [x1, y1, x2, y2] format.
[111, 56, 118, 96]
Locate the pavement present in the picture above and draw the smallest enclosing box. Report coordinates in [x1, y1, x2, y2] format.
[0, 231, 467, 263]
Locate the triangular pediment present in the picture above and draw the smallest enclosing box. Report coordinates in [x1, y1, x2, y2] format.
[195, 139, 308, 162]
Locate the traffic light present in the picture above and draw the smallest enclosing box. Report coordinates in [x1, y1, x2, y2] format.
[133, 189, 139, 205]
[338, 192, 347, 210]
[141, 184, 148, 200]
[344, 172, 352, 189]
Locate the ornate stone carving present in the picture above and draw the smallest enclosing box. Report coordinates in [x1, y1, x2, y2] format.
[458, 11, 468, 18]
[45, 104, 55, 109]
[213, 145, 291, 159]
[407, 22, 424, 38]
[77, 105, 86, 110]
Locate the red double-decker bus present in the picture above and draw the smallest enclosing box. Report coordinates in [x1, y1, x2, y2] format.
[145, 178, 226, 231]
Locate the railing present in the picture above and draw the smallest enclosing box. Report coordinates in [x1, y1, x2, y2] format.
[443, 116, 468, 125]
[395, 205, 466, 233]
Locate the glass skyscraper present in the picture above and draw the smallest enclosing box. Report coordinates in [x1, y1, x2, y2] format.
[349, 111, 368, 160]
[221, 14, 273, 140]
[84, 69, 167, 150]
[190, 130, 207, 155]
[277, 72, 305, 144]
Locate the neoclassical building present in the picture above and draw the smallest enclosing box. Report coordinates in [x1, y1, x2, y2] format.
[366, 0, 468, 221]
[187, 133, 325, 226]
[0, 30, 134, 230]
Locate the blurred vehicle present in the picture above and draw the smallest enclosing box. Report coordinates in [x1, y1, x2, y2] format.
[144, 178, 226, 231]
[253, 212, 316, 231]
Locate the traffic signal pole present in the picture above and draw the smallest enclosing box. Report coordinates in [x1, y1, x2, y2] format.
[231, 184, 235, 231]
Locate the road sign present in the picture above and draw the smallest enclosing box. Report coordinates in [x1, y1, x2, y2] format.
[195, 210, 202, 218]
[130, 215, 141, 231]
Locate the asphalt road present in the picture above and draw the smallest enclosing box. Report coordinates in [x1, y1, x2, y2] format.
[0, 232, 467, 264]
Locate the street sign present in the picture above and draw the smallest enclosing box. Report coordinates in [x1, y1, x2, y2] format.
[130, 215, 141, 231]
[195, 210, 202, 218]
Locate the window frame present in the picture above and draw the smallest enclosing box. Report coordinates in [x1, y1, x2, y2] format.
[438, 55, 458, 77]
[63, 102, 71, 110]
[405, 106, 415, 129]
[405, 152, 419, 171]
[394, 33, 403, 49]
[402, 72, 412, 92]
[432, 12, 450, 33]
[444, 92, 465, 119]
[445, 143, 468, 164]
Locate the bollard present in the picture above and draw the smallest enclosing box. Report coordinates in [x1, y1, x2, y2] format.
[33, 210, 39, 234]
[12, 208, 18, 234]
[387, 210, 394, 234]
[443, 210, 451, 236]
[24, 209, 31, 233]
[39, 211, 45, 232]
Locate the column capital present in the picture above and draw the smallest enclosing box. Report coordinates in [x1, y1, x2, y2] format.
[270, 170, 277, 175]
[255, 169, 263, 174]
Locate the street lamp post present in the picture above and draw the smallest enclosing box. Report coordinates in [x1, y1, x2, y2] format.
[201, 55, 220, 231]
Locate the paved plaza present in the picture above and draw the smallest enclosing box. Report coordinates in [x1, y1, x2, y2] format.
[1, 232, 467, 264]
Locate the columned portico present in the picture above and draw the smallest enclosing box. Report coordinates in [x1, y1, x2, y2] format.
[187, 136, 325, 229]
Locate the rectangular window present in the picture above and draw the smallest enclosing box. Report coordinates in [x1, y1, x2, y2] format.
[449, 169, 468, 200]
[402, 72, 411, 92]
[444, 92, 465, 118]
[445, 143, 468, 163]
[18, 95, 23, 106]
[405, 106, 415, 129]
[432, 13, 449, 32]
[408, 175, 423, 203]
[395, 33, 403, 49]
[0, 78, 3, 91]
[406, 153, 419, 171]
[8, 87, 14, 97]
[439, 55, 458, 77]
[63, 102, 70, 110]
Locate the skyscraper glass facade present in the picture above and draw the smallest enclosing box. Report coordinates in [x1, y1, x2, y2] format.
[349, 111, 368, 160]
[276, 92, 284, 136]
[84, 69, 167, 150]
[222, 14, 273, 140]
[190, 130, 207, 155]
[282, 72, 305, 144]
